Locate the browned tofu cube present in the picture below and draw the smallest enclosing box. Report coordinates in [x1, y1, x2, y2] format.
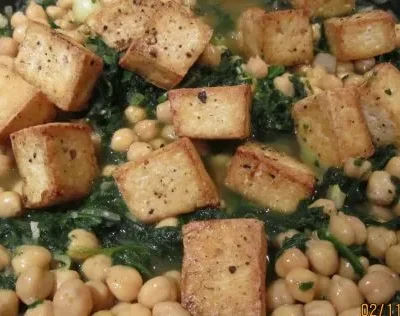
[11, 123, 98, 208]
[324, 10, 396, 61]
[293, 87, 374, 167]
[225, 143, 316, 213]
[86, 0, 163, 51]
[361, 63, 400, 147]
[113, 137, 219, 223]
[292, 0, 355, 17]
[119, 2, 213, 90]
[15, 22, 104, 112]
[182, 219, 267, 316]
[168, 85, 252, 140]
[263, 9, 313, 66]
[0, 65, 55, 141]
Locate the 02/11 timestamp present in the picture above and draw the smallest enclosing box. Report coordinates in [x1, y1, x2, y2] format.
[361, 304, 400, 316]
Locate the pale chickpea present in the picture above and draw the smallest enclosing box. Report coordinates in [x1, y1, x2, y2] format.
[328, 215, 356, 246]
[67, 229, 100, 261]
[0, 245, 10, 271]
[127, 142, 153, 162]
[51, 269, 80, 296]
[274, 73, 295, 97]
[344, 215, 367, 244]
[343, 74, 365, 87]
[344, 157, 372, 180]
[354, 58, 376, 74]
[150, 138, 167, 149]
[304, 300, 336, 316]
[161, 125, 177, 142]
[314, 275, 331, 299]
[12, 245, 52, 274]
[0, 56, 14, 69]
[366, 226, 397, 258]
[338, 307, 362, 316]
[0, 191, 22, 218]
[16, 266, 54, 304]
[198, 43, 222, 67]
[155, 217, 179, 228]
[328, 275, 363, 313]
[370, 204, 394, 222]
[0, 37, 18, 57]
[92, 311, 114, 316]
[86, 280, 114, 311]
[111, 128, 137, 152]
[26, 2, 47, 22]
[138, 276, 178, 308]
[134, 120, 160, 141]
[10, 12, 28, 28]
[338, 257, 369, 281]
[25, 300, 54, 316]
[359, 271, 396, 304]
[46, 6, 66, 20]
[285, 268, 317, 303]
[309, 199, 337, 216]
[312, 23, 321, 43]
[152, 302, 190, 316]
[368, 264, 400, 291]
[275, 248, 309, 277]
[0, 290, 19, 316]
[305, 240, 338, 276]
[53, 279, 93, 316]
[110, 302, 131, 314]
[13, 24, 28, 43]
[244, 56, 269, 79]
[125, 106, 147, 124]
[156, 101, 174, 124]
[102, 164, 117, 177]
[266, 279, 295, 310]
[106, 265, 143, 302]
[385, 156, 400, 178]
[274, 230, 300, 248]
[57, 0, 73, 9]
[271, 304, 304, 316]
[385, 244, 400, 274]
[81, 254, 112, 281]
[367, 171, 396, 205]
[336, 61, 354, 78]
[163, 270, 181, 291]
[320, 74, 343, 91]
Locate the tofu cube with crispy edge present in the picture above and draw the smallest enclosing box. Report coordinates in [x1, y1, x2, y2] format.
[182, 219, 267, 316]
[263, 9, 313, 66]
[86, 0, 163, 51]
[11, 123, 98, 208]
[360, 63, 400, 147]
[119, 2, 213, 90]
[291, 0, 355, 18]
[292, 87, 374, 167]
[169, 85, 252, 140]
[237, 7, 265, 59]
[324, 10, 396, 61]
[15, 22, 104, 112]
[113, 137, 219, 223]
[225, 143, 316, 213]
[0, 65, 56, 141]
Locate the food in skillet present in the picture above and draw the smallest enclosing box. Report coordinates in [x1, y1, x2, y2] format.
[1, 0, 400, 315]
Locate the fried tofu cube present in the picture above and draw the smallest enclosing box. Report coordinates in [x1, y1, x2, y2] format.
[225, 143, 316, 213]
[182, 219, 267, 316]
[360, 63, 400, 147]
[292, 87, 374, 167]
[113, 137, 219, 223]
[168, 85, 252, 140]
[11, 123, 98, 208]
[86, 0, 163, 51]
[0, 65, 56, 141]
[263, 9, 313, 66]
[119, 2, 213, 89]
[324, 10, 396, 61]
[15, 22, 103, 112]
[292, 0, 355, 18]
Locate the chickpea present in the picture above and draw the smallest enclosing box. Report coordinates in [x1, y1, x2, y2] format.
[385, 244, 400, 274]
[385, 156, 400, 178]
[305, 240, 338, 276]
[156, 101, 174, 124]
[344, 157, 372, 180]
[16, 266, 54, 304]
[12, 245, 52, 274]
[86, 280, 114, 311]
[123, 303, 152, 316]
[125, 106, 147, 125]
[163, 270, 181, 290]
[328, 215, 356, 246]
[274, 73, 295, 97]
[368, 264, 400, 291]
[26, 2, 47, 22]
[320, 74, 343, 91]
[244, 56, 269, 79]
[53, 279, 93, 316]
[13, 24, 28, 43]
[156, 217, 179, 228]
[153, 302, 190, 316]
[81, 254, 112, 281]
[111, 128, 137, 152]
[344, 215, 367, 244]
[92, 311, 114, 316]
[106, 265, 143, 302]
[56, 0, 73, 9]
[102, 164, 117, 177]
[138, 276, 178, 308]
[343, 74, 365, 87]
[285, 268, 317, 303]
[0, 56, 14, 69]
[314, 275, 331, 299]
[111, 302, 131, 314]
[67, 229, 100, 261]
[0, 245, 10, 271]
[134, 120, 160, 141]
[304, 300, 336, 316]
[11, 12, 28, 28]
[336, 62, 354, 78]
[271, 304, 304, 316]
[354, 58, 376, 74]
[338, 307, 362, 316]
[274, 229, 300, 248]
[370, 204, 394, 222]
[367, 171, 396, 205]
[0, 191, 22, 218]
[0, 290, 19, 316]
[150, 138, 167, 149]
[312, 23, 321, 43]
[309, 199, 337, 216]
[198, 43, 222, 67]
[338, 257, 369, 280]
[327, 275, 363, 313]
[51, 269, 80, 296]
[367, 226, 397, 258]
[25, 300, 53, 316]
[127, 142, 153, 162]
[359, 271, 396, 304]
[46, 6, 66, 20]
[0, 37, 18, 58]
[266, 279, 295, 310]
[275, 248, 309, 277]
[161, 125, 177, 142]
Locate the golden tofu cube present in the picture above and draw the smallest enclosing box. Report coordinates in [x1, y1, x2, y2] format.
[113, 138, 219, 223]
[292, 0, 355, 18]
[86, 0, 163, 51]
[361, 63, 400, 147]
[324, 10, 396, 61]
[225, 143, 316, 213]
[169, 85, 252, 140]
[182, 219, 267, 316]
[11, 123, 99, 208]
[15, 22, 104, 112]
[292, 87, 374, 167]
[119, 2, 213, 90]
[0, 65, 55, 141]
[263, 9, 313, 66]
